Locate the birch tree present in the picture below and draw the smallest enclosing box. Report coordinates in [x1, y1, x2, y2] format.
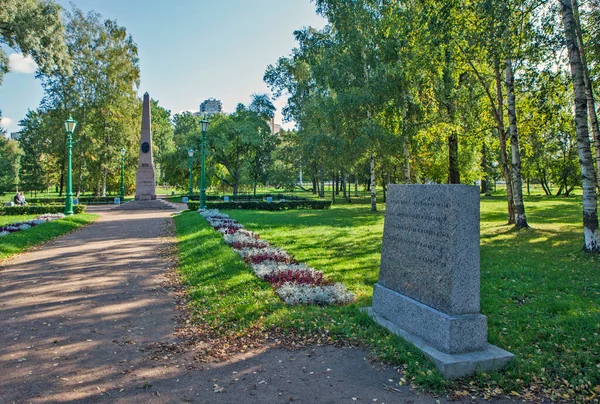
[559, 0, 600, 252]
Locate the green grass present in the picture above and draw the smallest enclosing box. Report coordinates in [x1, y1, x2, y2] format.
[0, 213, 98, 260]
[173, 193, 600, 401]
[0, 215, 40, 226]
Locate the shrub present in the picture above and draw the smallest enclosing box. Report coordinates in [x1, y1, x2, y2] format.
[24, 197, 117, 205]
[187, 200, 331, 211]
[1, 205, 87, 215]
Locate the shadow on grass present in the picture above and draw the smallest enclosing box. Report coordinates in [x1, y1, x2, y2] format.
[214, 199, 599, 399]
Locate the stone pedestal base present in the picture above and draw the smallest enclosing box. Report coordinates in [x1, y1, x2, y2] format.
[135, 165, 156, 201]
[366, 284, 514, 378]
[363, 306, 514, 379]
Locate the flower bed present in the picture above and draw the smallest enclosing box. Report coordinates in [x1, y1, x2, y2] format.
[198, 209, 354, 305]
[0, 213, 66, 237]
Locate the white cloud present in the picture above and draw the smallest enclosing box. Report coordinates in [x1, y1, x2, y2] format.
[9, 53, 37, 74]
[0, 116, 13, 129]
[176, 109, 196, 114]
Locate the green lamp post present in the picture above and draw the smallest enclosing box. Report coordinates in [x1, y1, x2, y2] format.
[64, 115, 77, 215]
[200, 117, 210, 209]
[120, 147, 126, 203]
[188, 149, 194, 198]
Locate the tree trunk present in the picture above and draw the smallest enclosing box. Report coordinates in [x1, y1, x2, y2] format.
[59, 171, 64, 197]
[355, 177, 358, 197]
[332, 170, 336, 203]
[481, 143, 491, 196]
[572, 0, 600, 190]
[560, 0, 600, 252]
[403, 134, 411, 183]
[402, 103, 411, 183]
[102, 167, 107, 197]
[370, 150, 377, 212]
[233, 151, 240, 195]
[505, 58, 529, 228]
[448, 131, 460, 184]
[494, 59, 515, 224]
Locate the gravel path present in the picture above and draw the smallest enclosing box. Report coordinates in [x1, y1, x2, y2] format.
[0, 206, 516, 403]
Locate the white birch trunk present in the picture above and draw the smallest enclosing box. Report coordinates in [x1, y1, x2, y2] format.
[370, 149, 376, 212]
[572, 0, 600, 190]
[560, 0, 600, 252]
[505, 58, 528, 228]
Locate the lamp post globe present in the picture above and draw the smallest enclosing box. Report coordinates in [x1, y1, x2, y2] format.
[64, 115, 77, 215]
[200, 118, 210, 209]
[120, 148, 126, 203]
[188, 149, 194, 198]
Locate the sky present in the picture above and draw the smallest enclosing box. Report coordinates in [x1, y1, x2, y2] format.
[0, 0, 327, 136]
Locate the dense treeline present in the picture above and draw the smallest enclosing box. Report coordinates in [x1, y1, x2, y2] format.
[1, 0, 598, 251]
[264, 0, 599, 251]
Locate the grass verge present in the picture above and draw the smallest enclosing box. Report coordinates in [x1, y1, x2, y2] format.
[0, 213, 98, 261]
[0, 215, 39, 226]
[173, 194, 599, 401]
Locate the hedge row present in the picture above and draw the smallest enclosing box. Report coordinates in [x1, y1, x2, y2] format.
[186, 193, 309, 202]
[24, 197, 117, 205]
[0, 205, 87, 215]
[187, 200, 331, 211]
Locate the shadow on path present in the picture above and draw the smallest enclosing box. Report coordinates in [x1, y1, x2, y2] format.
[0, 206, 516, 403]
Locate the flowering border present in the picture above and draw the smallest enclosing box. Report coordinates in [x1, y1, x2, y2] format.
[0, 213, 66, 237]
[198, 209, 355, 306]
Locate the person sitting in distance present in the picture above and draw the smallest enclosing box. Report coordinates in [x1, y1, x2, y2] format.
[16, 192, 27, 206]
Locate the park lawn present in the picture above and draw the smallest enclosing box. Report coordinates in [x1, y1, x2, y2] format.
[173, 194, 599, 401]
[0, 213, 98, 261]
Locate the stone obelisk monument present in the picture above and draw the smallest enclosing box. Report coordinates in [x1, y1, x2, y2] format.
[135, 93, 156, 200]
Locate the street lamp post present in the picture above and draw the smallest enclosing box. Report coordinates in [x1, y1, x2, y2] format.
[120, 147, 126, 203]
[64, 115, 77, 215]
[188, 149, 194, 198]
[200, 118, 210, 209]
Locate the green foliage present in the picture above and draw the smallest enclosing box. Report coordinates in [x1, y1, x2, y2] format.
[21, 6, 142, 196]
[187, 200, 332, 211]
[0, 136, 21, 193]
[1, 204, 86, 215]
[24, 196, 119, 205]
[0, 213, 97, 260]
[0, 0, 70, 85]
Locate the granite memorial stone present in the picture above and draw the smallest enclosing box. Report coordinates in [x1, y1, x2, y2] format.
[366, 184, 514, 378]
[135, 92, 157, 201]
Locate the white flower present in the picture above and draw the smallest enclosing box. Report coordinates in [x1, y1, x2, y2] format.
[249, 261, 315, 279]
[276, 282, 355, 305]
[198, 209, 229, 220]
[196, 207, 354, 306]
[235, 247, 292, 263]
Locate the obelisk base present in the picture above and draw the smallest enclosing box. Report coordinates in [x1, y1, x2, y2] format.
[135, 165, 156, 201]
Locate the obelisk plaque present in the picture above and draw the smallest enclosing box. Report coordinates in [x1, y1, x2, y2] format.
[135, 92, 156, 200]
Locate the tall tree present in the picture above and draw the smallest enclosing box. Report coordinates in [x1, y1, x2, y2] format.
[35, 7, 140, 196]
[0, 0, 70, 85]
[559, 0, 600, 252]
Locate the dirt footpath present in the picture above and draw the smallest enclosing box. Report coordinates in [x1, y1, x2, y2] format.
[0, 206, 516, 403]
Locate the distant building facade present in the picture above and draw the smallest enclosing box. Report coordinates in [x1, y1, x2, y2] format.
[197, 98, 222, 116]
[267, 117, 281, 134]
[10, 131, 21, 141]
